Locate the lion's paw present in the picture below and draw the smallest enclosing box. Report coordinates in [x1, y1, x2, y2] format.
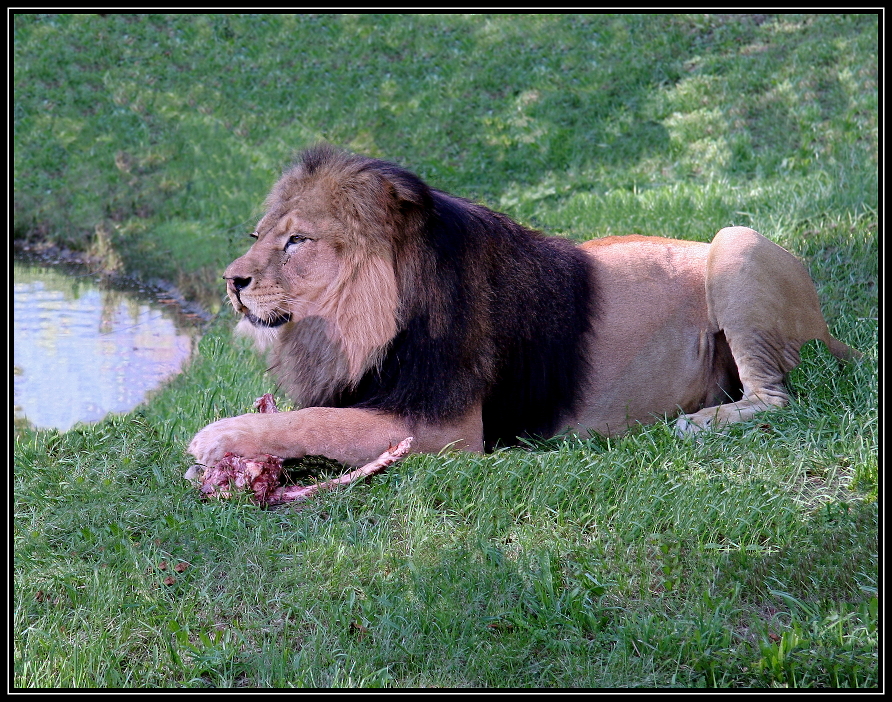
[188, 415, 265, 468]
[674, 411, 715, 438]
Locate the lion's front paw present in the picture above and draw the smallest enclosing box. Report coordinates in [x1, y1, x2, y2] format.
[188, 415, 265, 467]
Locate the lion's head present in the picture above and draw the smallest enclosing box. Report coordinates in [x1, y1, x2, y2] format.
[224, 145, 431, 406]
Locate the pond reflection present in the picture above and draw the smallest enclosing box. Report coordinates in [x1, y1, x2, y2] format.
[14, 260, 200, 431]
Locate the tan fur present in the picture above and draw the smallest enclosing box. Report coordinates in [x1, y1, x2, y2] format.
[189, 176, 859, 469]
[571, 227, 859, 436]
[318, 251, 400, 378]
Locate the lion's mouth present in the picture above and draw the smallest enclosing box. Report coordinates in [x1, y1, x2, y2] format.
[245, 311, 292, 328]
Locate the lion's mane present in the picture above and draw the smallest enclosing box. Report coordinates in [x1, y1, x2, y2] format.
[267, 145, 597, 449]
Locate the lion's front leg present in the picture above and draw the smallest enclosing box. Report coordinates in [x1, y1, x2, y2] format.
[188, 407, 414, 468]
[187, 405, 483, 469]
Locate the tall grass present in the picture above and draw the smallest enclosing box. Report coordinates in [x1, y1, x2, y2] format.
[14, 13, 877, 688]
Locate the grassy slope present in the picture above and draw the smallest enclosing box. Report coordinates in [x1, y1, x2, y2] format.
[14, 14, 877, 688]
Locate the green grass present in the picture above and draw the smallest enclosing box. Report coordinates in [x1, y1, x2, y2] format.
[14, 13, 877, 688]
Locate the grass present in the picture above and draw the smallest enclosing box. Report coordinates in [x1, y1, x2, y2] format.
[13, 13, 878, 688]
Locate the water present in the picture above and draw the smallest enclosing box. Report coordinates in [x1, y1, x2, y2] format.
[13, 260, 201, 431]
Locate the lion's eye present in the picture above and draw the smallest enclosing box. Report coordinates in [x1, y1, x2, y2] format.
[286, 234, 309, 247]
[249, 232, 259, 240]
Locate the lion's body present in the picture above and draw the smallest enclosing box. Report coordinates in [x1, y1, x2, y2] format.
[572, 235, 738, 435]
[188, 145, 859, 469]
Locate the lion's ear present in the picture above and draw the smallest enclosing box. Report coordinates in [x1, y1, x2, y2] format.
[384, 171, 427, 209]
[338, 169, 427, 243]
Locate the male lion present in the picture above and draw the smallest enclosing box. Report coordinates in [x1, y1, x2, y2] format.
[188, 144, 859, 469]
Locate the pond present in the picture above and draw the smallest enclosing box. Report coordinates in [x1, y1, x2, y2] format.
[13, 259, 204, 432]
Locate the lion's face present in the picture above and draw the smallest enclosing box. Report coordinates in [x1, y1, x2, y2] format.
[224, 188, 342, 343]
[224, 163, 402, 385]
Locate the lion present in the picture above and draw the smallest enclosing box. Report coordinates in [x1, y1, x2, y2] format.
[188, 144, 860, 469]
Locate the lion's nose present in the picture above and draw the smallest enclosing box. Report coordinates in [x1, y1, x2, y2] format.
[228, 276, 252, 291]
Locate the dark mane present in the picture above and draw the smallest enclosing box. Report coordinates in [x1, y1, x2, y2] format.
[303, 149, 597, 450]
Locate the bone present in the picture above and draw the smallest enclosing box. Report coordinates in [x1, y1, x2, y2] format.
[265, 436, 414, 506]
[252, 393, 280, 413]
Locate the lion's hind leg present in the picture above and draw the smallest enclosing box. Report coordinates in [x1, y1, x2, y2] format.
[676, 226, 858, 437]
[675, 335, 789, 435]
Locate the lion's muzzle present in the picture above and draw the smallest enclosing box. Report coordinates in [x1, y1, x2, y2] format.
[224, 276, 292, 327]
